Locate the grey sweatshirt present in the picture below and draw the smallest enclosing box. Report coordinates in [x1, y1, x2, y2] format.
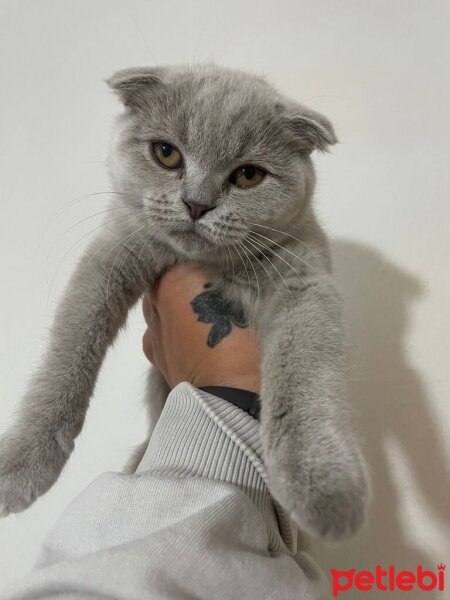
[2, 382, 330, 599]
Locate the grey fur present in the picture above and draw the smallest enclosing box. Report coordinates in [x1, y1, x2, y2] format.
[0, 64, 369, 539]
[124, 368, 170, 474]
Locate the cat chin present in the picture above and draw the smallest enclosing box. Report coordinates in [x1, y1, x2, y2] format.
[163, 229, 215, 258]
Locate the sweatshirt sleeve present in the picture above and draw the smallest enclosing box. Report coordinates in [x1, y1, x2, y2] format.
[2, 382, 330, 600]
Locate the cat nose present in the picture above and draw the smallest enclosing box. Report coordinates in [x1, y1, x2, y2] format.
[183, 200, 214, 221]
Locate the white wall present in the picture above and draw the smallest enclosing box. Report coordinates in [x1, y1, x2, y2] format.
[0, 1, 449, 597]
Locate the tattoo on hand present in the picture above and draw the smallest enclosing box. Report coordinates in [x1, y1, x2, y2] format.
[191, 283, 248, 347]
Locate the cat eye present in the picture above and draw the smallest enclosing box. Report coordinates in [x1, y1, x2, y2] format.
[152, 142, 183, 169]
[228, 165, 265, 188]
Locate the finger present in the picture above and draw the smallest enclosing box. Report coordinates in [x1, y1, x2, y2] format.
[152, 265, 211, 318]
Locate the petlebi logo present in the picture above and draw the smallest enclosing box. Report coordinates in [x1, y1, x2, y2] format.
[330, 563, 446, 597]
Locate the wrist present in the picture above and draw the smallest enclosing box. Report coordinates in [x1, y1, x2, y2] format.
[188, 362, 260, 395]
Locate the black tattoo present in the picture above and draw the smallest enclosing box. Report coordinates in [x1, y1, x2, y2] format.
[191, 283, 248, 347]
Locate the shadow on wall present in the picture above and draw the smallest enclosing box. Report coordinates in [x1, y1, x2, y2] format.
[313, 238, 450, 600]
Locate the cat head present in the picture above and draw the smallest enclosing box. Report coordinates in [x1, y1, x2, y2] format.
[107, 64, 336, 258]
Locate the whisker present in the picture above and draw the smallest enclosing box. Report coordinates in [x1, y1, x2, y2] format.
[205, 217, 322, 277]
[248, 233, 313, 289]
[233, 242, 252, 299]
[222, 242, 230, 273]
[55, 190, 148, 217]
[105, 218, 157, 306]
[224, 245, 235, 282]
[47, 218, 142, 307]
[136, 226, 161, 268]
[45, 209, 151, 292]
[38, 190, 152, 251]
[47, 206, 140, 260]
[244, 221, 322, 269]
[241, 239, 287, 308]
[80, 219, 145, 276]
[237, 241, 261, 308]
[248, 234, 325, 301]
[109, 226, 155, 301]
[245, 237, 294, 303]
[249, 229, 319, 275]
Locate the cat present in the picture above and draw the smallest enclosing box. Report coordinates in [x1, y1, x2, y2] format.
[0, 64, 369, 540]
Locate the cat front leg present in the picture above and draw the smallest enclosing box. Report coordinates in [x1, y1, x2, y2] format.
[259, 277, 369, 540]
[0, 231, 158, 516]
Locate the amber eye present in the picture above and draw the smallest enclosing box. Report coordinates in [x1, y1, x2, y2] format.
[152, 142, 183, 169]
[228, 165, 265, 188]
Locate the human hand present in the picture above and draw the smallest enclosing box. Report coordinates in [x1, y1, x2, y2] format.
[143, 265, 261, 392]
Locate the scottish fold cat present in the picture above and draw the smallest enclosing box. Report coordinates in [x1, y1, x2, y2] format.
[0, 64, 369, 540]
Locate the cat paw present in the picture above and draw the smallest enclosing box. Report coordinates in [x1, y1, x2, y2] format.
[0, 429, 72, 517]
[263, 429, 369, 540]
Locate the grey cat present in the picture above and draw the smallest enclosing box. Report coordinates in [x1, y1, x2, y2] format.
[0, 64, 369, 540]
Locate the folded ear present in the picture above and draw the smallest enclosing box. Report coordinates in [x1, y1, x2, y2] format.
[106, 67, 164, 110]
[282, 102, 338, 153]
